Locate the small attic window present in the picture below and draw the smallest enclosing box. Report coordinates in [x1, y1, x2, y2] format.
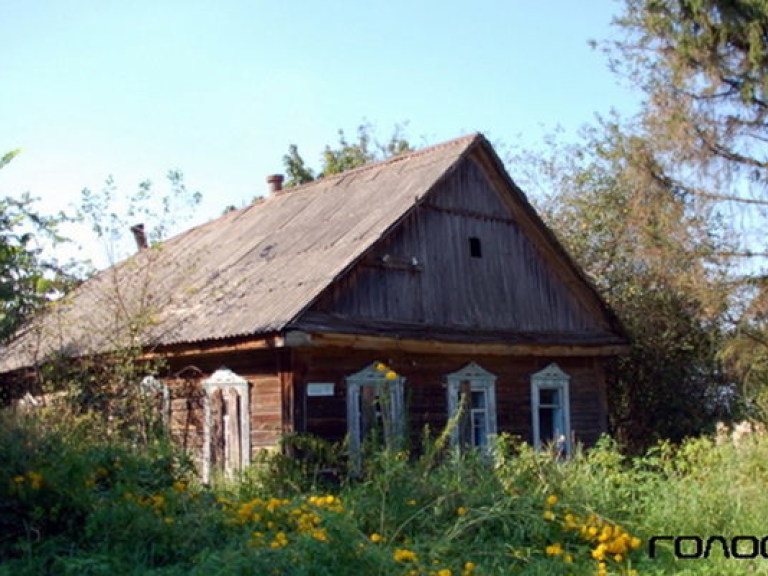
[469, 237, 482, 258]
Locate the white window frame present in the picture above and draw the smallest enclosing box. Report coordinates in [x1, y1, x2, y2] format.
[346, 363, 405, 465]
[140, 375, 170, 428]
[202, 367, 250, 482]
[530, 363, 571, 456]
[446, 362, 498, 450]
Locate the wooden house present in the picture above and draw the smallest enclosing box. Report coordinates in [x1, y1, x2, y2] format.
[0, 134, 628, 478]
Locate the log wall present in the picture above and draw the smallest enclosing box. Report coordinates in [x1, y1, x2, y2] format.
[162, 349, 286, 471]
[293, 347, 608, 449]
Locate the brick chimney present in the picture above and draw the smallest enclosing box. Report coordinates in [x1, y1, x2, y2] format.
[130, 223, 148, 251]
[266, 174, 284, 194]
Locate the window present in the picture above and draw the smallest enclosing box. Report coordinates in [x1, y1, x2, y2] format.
[446, 362, 498, 450]
[469, 237, 482, 258]
[530, 363, 571, 457]
[346, 363, 405, 466]
[140, 375, 170, 428]
[203, 367, 250, 481]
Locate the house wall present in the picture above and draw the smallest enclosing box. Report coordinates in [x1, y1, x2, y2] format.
[292, 347, 608, 450]
[162, 349, 286, 471]
[140, 342, 608, 474]
[305, 154, 614, 340]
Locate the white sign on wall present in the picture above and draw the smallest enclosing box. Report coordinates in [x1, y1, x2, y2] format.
[306, 383, 335, 397]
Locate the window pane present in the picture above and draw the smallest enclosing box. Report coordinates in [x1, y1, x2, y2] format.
[539, 406, 566, 445]
[472, 408, 488, 447]
[539, 407, 556, 444]
[539, 388, 560, 406]
[359, 386, 384, 444]
[471, 390, 486, 409]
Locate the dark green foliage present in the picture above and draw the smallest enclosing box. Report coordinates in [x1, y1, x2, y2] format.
[0, 151, 73, 342]
[281, 123, 414, 188]
[7, 406, 768, 576]
[605, 0, 768, 424]
[282, 145, 316, 188]
[515, 121, 730, 450]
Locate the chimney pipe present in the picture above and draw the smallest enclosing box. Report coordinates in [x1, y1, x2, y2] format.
[266, 174, 284, 194]
[130, 223, 148, 251]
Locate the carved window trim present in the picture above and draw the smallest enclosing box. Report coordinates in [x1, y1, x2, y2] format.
[202, 367, 250, 482]
[140, 375, 170, 427]
[530, 363, 571, 457]
[445, 362, 498, 450]
[346, 362, 405, 467]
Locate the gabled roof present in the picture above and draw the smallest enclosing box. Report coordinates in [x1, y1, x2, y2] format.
[0, 133, 625, 374]
[0, 135, 481, 372]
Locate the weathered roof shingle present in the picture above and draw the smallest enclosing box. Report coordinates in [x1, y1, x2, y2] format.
[0, 134, 481, 372]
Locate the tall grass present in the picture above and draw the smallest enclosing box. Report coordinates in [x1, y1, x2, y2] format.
[3, 410, 768, 575]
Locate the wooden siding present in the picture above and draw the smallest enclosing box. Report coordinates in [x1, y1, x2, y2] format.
[162, 350, 285, 470]
[303, 154, 613, 340]
[293, 348, 608, 449]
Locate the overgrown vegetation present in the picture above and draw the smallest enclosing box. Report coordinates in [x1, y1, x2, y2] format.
[3, 409, 768, 575]
[282, 122, 413, 187]
[0, 151, 74, 344]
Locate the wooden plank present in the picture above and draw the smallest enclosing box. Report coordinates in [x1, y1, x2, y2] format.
[143, 334, 285, 360]
[300, 331, 629, 357]
[301, 153, 625, 339]
[278, 349, 295, 434]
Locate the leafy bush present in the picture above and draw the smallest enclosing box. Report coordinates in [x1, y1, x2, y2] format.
[4, 410, 768, 575]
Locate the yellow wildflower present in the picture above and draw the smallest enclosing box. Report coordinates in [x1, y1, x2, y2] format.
[311, 528, 329, 542]
[269, 531, 288, 548]
[13, 475, 25, 484]
[370, 533, 383, 543]
[462, 562, 476, 575]
[456, 506, 468, 516]
[436, 570, 452, 576]
[546, 494, 558, 507]
[542, 510, 555, 521]
[545, 542, 563, 556]
[591, 544, 607, 561]
[407, 499, 417, 506]
[150, 494, 165, 511]
[393, 548, 418, 563]
[27, 471, 43, 490]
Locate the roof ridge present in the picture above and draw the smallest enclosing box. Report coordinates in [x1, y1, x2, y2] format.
[146, 134, 485, 251]
[271, 132, 484, 197]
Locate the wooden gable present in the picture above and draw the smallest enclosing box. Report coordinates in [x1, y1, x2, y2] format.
[297, 144, 624, 349]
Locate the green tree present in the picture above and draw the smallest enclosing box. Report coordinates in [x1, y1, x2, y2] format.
[609, 0, 768, 204]
[515, 121, 731, 450]
[0, 150, 72, 342]
[603, 0, 768, 421]
[283, 144, 316, 187]
[282, 123, 414, 187]
[79, 169, 202, 265]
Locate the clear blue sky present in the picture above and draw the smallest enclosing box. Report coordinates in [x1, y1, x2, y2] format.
[0, 0, 638, 266]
